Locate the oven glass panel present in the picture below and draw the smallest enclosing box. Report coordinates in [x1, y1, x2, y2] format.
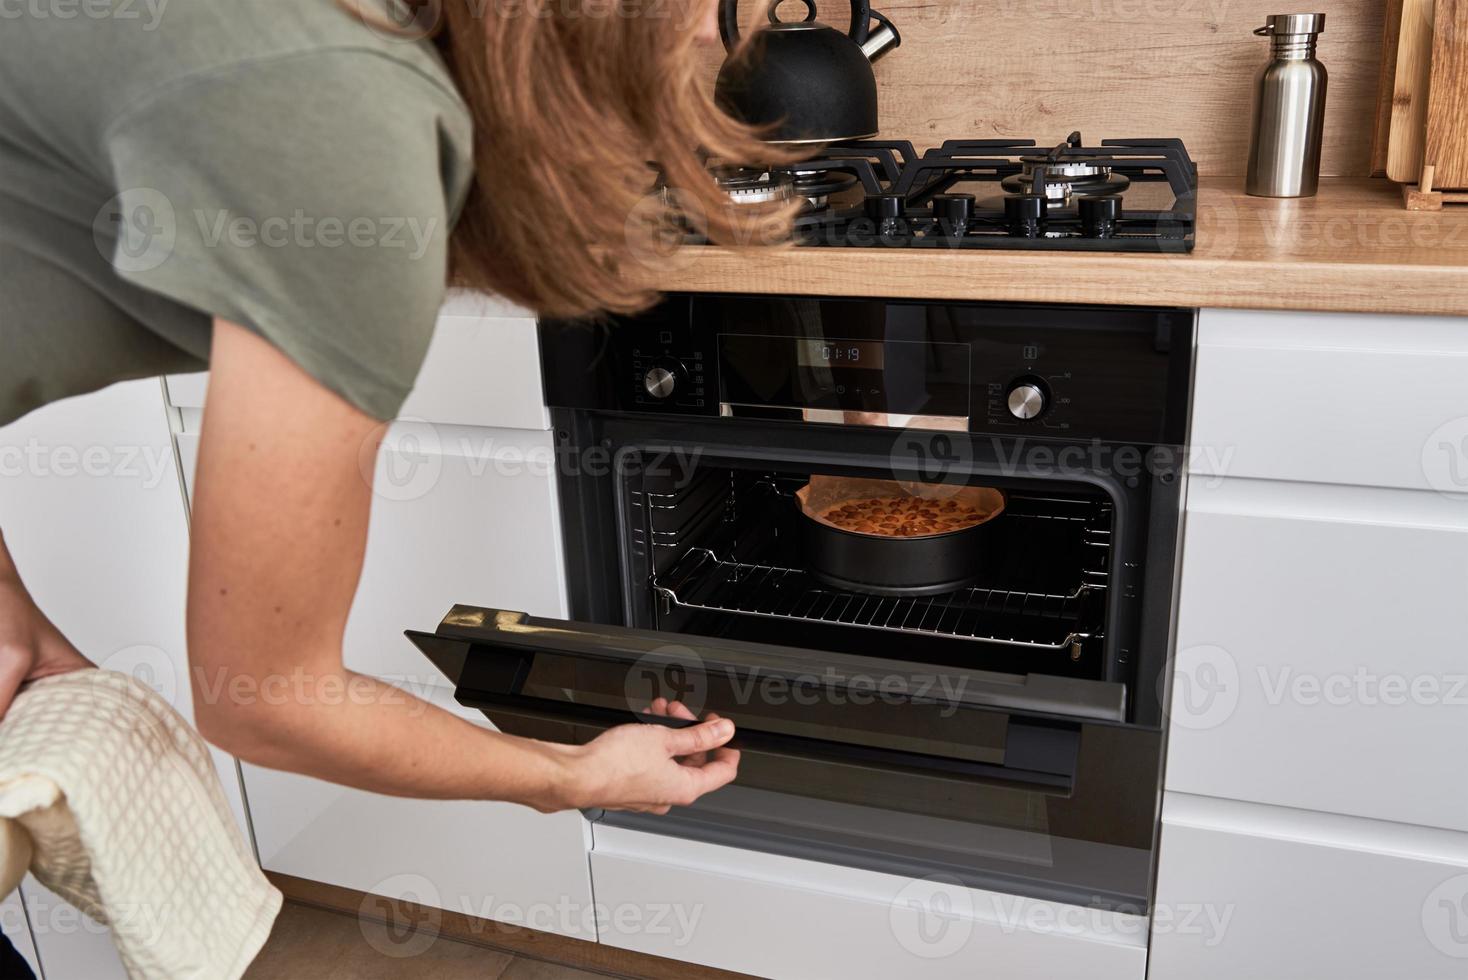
[718, 333, 971, 419]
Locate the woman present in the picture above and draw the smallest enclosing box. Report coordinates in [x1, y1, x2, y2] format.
[0, 0, 788, 823]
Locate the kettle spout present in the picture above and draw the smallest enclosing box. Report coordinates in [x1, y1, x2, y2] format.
[859, 10, 901, 62]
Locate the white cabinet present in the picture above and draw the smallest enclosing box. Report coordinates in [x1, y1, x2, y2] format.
[591, 827, 1149, 980]
[1189, 309, 1468, 492]
[1166, 478, 1468, 832]
[341, 422, 567, 691]
[172, 420, 567, 699]
[398, 306, 549, 431]
[1155, 307, 1468, 979]
[1, 889, 40, 975]
[241, 685, 595, 941]
[231, 420, 588, 936]
[17, 878, 126, 979]
[173, 301, 591, 937]
[1172, 309, 1468, 833]
[1149, 793, 1468, 980]
[0, 378, 222, 980]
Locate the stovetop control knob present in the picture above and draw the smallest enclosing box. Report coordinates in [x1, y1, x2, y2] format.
[931, 193, 975, 237]
[1004, 194, 1046, 238]
[1006, 380, 1047, 420]
[865, 194, 904, 220]
[1080, 195, 1123, 238]
[643, 360, 682, 400]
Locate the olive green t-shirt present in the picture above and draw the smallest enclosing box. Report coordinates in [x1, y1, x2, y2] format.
[0, 0, 474, 423]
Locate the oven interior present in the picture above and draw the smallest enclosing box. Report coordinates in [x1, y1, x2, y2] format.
[624, 456, 1121, 694]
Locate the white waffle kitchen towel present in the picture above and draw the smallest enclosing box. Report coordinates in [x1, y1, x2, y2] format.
[0, 669, 281, 979]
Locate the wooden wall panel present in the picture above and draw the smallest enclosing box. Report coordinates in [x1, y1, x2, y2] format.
[704, 0, 1387, 176]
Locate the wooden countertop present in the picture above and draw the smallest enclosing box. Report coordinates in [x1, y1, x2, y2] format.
[640, 178, 1468, 316]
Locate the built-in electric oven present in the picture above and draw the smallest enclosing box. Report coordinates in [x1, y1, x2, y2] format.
[408, 295, 1193, 914]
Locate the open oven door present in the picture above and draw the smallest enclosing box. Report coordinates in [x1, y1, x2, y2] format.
[407, 604, 1161, 910]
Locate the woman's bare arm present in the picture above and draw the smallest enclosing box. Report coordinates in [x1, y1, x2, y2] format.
[187, 318, 738, 813]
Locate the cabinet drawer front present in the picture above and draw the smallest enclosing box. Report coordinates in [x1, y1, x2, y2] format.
[590, 828, 1146, 980]
[1149, 795, 1468, 980]
[242, 686, 594, 941]
[1167, 479, 1468, 830]
[1191, 309, 1468, 492]
[347, 425, 567, 689]
[398, 311, 548, 430]
[166, 295, 546, 430]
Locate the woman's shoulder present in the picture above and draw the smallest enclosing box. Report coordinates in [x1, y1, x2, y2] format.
[122, 1, 467, 131]
[5, 0, 471, 169]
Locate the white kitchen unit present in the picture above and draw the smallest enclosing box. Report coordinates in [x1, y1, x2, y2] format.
[1, 889, 40, 975]
[1148, 794, 1468, 979]
[593, 827, 1149, 980]
[1150, 308, 1468, 978]
[1167, 308, 1468, 826]
[0, 378, 219, 980]
[16, 878, 125, 979]
[167, 301, 596, 940]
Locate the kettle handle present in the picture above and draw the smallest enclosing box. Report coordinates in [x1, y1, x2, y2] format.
[719, 0, 872, 51]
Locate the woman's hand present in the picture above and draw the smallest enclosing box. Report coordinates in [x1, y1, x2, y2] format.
[556, 700, 741, 814]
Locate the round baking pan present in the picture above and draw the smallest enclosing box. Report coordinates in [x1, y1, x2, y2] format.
[794, 478, 1006, 597]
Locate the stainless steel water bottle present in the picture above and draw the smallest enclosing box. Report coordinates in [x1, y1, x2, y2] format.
[1245, 13, 1328, 197]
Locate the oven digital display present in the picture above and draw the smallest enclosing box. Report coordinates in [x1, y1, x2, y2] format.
[718, 333, 971, 422]
[797, 339, 886, 370]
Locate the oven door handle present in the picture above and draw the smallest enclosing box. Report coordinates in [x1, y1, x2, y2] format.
[452, 686, 1074, 791]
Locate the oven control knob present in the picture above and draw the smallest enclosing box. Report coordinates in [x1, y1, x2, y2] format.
[643, 361, 681, 400]
[1006, 381, 1047, 420]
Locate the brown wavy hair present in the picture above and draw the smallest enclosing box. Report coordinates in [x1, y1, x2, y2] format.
[341, 0, 794, 317]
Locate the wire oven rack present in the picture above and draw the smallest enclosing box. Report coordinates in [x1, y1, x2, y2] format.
[652, 548, 1100, 654]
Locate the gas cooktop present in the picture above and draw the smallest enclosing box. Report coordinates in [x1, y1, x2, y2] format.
[709, 131, 1198, 253]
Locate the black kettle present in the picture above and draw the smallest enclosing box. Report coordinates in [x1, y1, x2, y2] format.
[715, 0, 901, 144]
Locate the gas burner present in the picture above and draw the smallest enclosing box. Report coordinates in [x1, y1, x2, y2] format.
[779, 168, 860, 210]
[993, 132, 1133, 204]
[699, 131, 1197, 252]
[1000, 164, 1131, 204]
[712, 166, 796, 206]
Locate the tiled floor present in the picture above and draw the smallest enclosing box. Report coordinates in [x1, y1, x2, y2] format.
[245, 903, 619, 980]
